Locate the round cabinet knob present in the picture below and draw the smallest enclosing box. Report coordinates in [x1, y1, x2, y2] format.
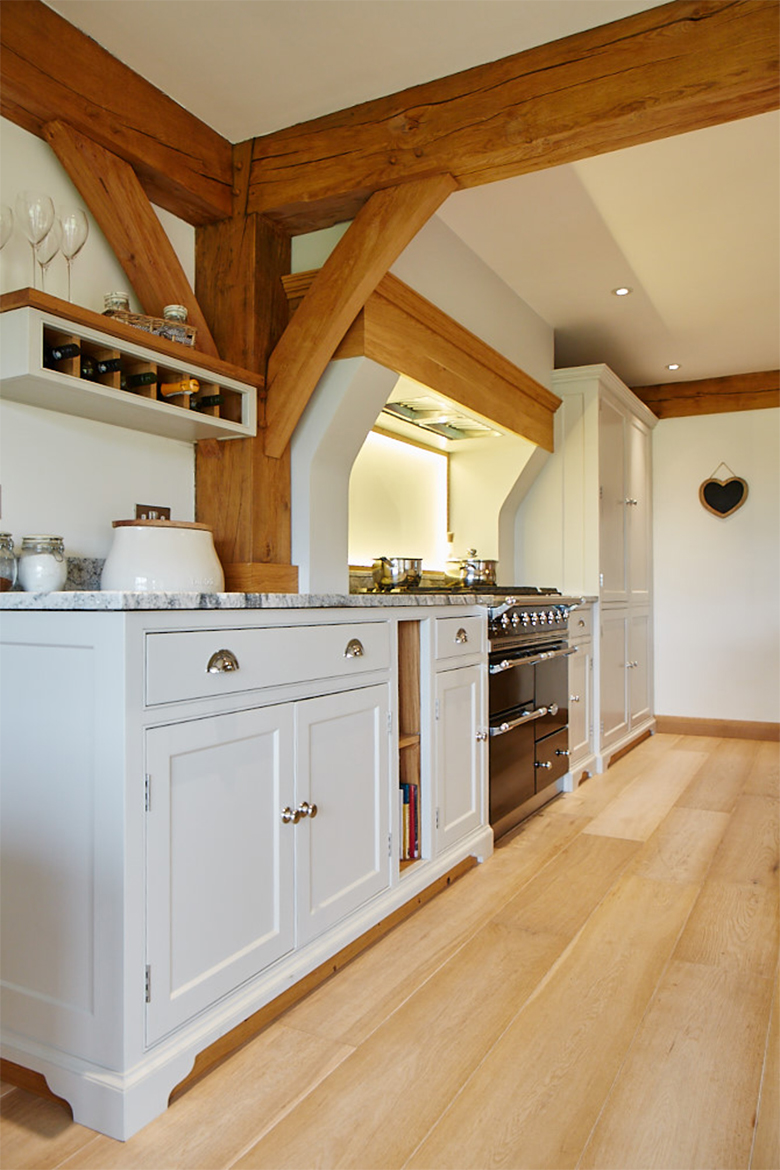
[344, 638, 364, 659]
[206, 648, 239, 674]
[296, 801, 318, 819]
[281, 806, 301, 824]
[570, 694, 581, 702]
[476, 730, 488, 742]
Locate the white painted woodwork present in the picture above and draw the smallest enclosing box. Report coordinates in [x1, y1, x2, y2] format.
[433, 615, 486, 662]
[565, 601, 595, 790]
[434, 665, 484, 853]
[0, 307, 257, 442]
[0, 605, 492, 1141]
[600, 609, 631, 753]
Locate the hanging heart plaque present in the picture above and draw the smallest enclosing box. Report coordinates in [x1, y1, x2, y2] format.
[698, 476, 748, 518]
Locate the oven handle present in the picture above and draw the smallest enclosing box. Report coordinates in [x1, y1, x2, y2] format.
[489, 645, 577, 674]
[489, 705, 550, 737]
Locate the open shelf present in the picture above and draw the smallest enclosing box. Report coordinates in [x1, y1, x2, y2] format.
[0, 290, 260, 442]
[398, 620, 422, 867]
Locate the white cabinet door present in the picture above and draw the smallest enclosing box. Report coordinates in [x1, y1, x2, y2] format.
[435, 665, 485, 853]
[295, 685, 390, 948]
[599, 397, 628, 604]
[567, 640, 592, 768]
[145, 705, 295, 1045]
[627, 416, 652, 604]
[629, 610, 652, 727]
[600, 612, 629, 752]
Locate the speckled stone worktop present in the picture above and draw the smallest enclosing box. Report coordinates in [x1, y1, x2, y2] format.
[0, 590, 510, 611]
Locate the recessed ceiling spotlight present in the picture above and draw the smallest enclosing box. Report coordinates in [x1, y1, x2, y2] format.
[667, 363, 681, 371]
[612, 286, 632, 296]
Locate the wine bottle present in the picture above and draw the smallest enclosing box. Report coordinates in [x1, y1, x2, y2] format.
[121, 370, 157, 390]
[159, 377, 199, 398]
[193, 394, 224, 411]
[81, 355, 122, 379]
[44, 342, 80, 366]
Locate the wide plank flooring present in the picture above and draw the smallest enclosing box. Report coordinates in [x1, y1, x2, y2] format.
[2, 733, 778, 1170]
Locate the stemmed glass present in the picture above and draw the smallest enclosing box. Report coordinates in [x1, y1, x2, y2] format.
[59, 209, 89, 302]
[0, 205, 13, 250]
[15, 191, 55, 288]
[36, 219, 61, 292]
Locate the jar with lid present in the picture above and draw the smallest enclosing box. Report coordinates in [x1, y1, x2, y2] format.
[103, 291, 131, 315]
[163, 304, 188, 323]
[18, 535, 67, 593]
[0, 533, 17, 592]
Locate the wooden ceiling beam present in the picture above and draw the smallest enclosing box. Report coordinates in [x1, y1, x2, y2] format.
[0, 0, 232, 225]
[44, 121, 219, 357]
[264, 174, 457, 458]
[248, 0, 779, 232]
[631, 370, 780, 418]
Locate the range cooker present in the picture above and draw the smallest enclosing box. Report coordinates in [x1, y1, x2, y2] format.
[487, 595, 575, 839]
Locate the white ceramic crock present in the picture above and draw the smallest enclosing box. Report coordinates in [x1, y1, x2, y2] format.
[100, 520, 225, 592]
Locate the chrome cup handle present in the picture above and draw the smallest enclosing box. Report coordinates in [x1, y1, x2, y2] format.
[344, 638, 364, 658]
[455, 628, 469, 644]
[206, 649, 239, 673]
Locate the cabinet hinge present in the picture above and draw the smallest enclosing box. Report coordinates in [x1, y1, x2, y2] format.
[599, 484, 603, 500]
[387, 711, 392, 735]
[145, 965, 151, 1003]
[388, 832, 393, 857]
[599, 572, 604, 588]
[435, 807, 440, 830]
[435, 699, 440, 721]
[600, 720, 605, 734]
[144, 774, 151, 812]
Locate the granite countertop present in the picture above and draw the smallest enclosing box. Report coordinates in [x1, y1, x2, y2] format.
[0, 589, 595, 611]
[0, 590, 503, 611]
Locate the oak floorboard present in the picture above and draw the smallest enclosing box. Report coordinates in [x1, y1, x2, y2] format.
[406, 875, 698, 1170]
[56, 1025, 353, 1170]
[578, 961, 775, 1170]
[582, 748, 706, 841]
[752, 966, 780, 1170]
[630, 806, 731, 884]
[743, 740, 780, 800]
[673, 880, 779, 978]
[0, 1088, 97, 1170]
[706, 792, 780, 888]
[284, 810, 590, 1047]
[237, 835, 641, 1168]
[675, 736, 759, 812]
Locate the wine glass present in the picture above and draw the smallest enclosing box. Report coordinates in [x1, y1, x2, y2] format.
[36, 219, 61, 293]
[0, 205, 13, 250]
[59, 208, 89, 302]
[15, 191, 55, 288]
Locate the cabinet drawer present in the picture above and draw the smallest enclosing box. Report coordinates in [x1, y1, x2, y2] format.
[569, 605, 593, 641]
[434, 615, 485, 662]
[146, 622, 390, 706]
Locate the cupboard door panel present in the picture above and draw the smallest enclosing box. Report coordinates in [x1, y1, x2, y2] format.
[599, 397, 628, 603]
[296, 685, 389, 947]
[628, 417, 652, 603]
[436, 664, 484, 852]
[629, 610, 652, 726]
[600, 613, 629, 751]
[146, 705, 295, 1044]
[568, 640, 592, 766]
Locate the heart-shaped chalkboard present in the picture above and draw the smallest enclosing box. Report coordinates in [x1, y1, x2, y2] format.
[699, 476, 748, 517]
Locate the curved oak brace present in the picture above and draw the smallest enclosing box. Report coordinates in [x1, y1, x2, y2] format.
[264, 173, 457, 459]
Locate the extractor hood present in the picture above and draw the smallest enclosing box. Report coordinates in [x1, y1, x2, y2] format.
[379, 378, 504, 447]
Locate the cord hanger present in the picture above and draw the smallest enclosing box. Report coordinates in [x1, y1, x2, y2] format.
[708, 461, 738, 481]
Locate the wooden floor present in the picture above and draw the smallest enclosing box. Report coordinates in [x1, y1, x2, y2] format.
[2, 733, 778, 1170]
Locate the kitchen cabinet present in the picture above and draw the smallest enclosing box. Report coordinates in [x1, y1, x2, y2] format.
[0, 292, 258, 442]
[518, 364, 656, 770]
[0, 604, 492, 1141]
[564, 602, 595, 789]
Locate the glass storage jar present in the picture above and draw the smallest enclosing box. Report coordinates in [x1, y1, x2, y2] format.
[18, 535, 67, 593]
[0, 533, 16, 591]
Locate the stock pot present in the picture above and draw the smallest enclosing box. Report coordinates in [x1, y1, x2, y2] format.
[444, 549, 497, 587]
[372, 557, 422, 590]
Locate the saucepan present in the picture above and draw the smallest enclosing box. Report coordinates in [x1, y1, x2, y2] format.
[444, 549, 498, 587]
[372, 556, 423, 590]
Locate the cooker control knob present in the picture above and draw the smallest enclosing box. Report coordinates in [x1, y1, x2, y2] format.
[501, 613, 511, 628]
[531, 612, 539, 624]
[539, 612, 547, 624]
[511, 613, 521, 626]
[522, 612, 531, 626]
[547, 610, 556, 623]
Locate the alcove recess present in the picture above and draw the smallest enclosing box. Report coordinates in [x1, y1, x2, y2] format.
[398, 620, 422, 869]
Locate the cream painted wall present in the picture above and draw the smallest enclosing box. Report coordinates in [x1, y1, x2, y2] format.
[349, 433, 449, 569]
[0, 119, 196, 556]
[448, 433, 537, 563]
[653, 408, 780, 723]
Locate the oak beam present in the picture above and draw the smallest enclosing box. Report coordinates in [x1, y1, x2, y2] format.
[632, 370, 780, 419]
[264, 174, 457, 458]
[195, 148, 296, 585]
[44, 121, 219, 358]
[248, 0, 780, 232]
[0, 0, 232, 225]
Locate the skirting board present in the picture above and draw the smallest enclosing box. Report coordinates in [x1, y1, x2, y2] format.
[655, 715, 780, 742]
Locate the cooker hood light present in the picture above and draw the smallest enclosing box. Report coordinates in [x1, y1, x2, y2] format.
[382, 400, 500, 441]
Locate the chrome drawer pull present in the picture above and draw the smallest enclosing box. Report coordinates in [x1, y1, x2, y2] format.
[454, 628, 469, 644]
[281, 806, 301, 824]
[296, 801, 318, 819]
[206, 648, 240, 674]
[344, 638, 364, 659]
[535, 760, 552, 770]
[570, 694, 581, 703]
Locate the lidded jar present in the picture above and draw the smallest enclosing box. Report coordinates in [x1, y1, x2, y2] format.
[163, 304, 188, 322]
[0, 533, 17, 592]
[18, 535, 67, 593]
[103, 291, 130, 314]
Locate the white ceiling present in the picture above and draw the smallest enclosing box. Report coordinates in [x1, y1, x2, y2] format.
[47, 0, 780, 389]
